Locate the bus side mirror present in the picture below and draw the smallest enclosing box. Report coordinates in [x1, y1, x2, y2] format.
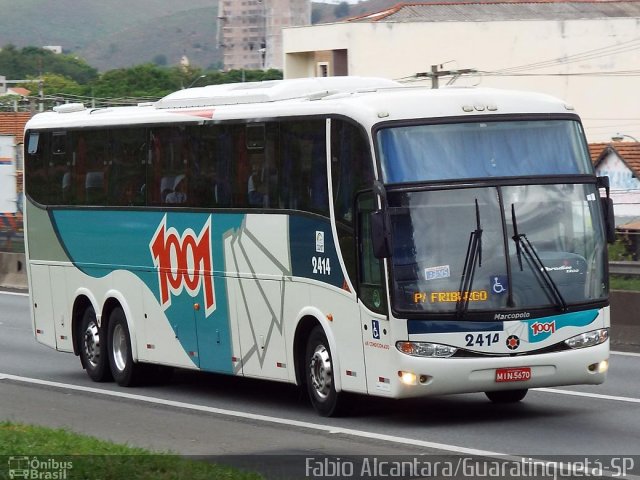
[597, 176, 616, 244]
[601, 197, 616, 244]
[371, 210, 393, 258]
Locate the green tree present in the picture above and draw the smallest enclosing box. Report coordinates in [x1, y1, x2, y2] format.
[0, 45, 97, 84]
[90, 64, 180, 98]
[1, 44, 284, 105]
[23, 73, 87, 97]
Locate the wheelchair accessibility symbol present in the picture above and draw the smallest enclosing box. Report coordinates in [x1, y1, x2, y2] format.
[372, 319, 381, 340]
[491, 275, 508, 295]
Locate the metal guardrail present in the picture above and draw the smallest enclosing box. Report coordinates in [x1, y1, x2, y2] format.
[610, 261, 640, 276]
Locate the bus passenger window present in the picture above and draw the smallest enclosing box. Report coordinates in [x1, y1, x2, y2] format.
[248, 154, 266, 207]
[165, 174, 187, 204]
[279, 120, 328, 215]
[85, 171, 105, 204]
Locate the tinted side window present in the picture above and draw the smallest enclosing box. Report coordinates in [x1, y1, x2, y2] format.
[331, 119, 374, 284]
[108, 128, 147, 206]
[26, 119, 332, 216]
[279, 120, 328, 215]
[149, 126, 193, 206]
[25, 131, 51, 205]
[356, 191, 387, 314]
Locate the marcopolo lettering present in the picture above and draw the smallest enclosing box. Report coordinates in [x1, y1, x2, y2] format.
[494, 312, 531, 321]
[150, 215, 215, 316]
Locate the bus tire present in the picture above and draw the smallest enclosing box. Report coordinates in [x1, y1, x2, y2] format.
[305, 326, 345, 417]
[107, 307, 143, 387]
[485, 389, 528, 403]
[78, 305, 112, 382]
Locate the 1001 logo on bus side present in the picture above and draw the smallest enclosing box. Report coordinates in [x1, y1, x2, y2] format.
[150, 215, 215, 317]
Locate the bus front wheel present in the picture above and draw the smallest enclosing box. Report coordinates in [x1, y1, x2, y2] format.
[107, 307, 143, 387]
[485, 389, 528, 403]
[79, 306, 112, 382]
[305, 326, 346, 417]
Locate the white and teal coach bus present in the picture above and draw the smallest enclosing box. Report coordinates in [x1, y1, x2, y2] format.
[24, 77, 615, 416]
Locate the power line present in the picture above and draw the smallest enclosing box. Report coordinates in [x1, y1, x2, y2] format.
[493, 37, 640, 74]
[478, 70, 640, 77]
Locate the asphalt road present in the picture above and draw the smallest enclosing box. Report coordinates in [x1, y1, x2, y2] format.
[2, 290, 640, 478]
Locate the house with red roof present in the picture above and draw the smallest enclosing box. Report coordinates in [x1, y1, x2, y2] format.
[5, 87, 31, 98]
[0, 112, 32, 236]
[589, 141, 640, 228]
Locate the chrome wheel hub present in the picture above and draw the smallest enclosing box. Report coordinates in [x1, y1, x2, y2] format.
[309, 345, 332, 399]
[112, 323, 128, 373]
[83, 322, 101, 368]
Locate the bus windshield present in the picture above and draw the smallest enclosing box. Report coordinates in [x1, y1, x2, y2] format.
[388, 183, 608, 315]
[378, 119, 592, 182]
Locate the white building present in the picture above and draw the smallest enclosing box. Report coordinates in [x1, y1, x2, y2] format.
[283, 1, 640, 142]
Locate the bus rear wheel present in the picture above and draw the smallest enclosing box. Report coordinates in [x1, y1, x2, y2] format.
[305, 326, 346, 417]
[108, 307, 144, 387]
[79, 306, 112, 382]
[485, 389, 528, 403]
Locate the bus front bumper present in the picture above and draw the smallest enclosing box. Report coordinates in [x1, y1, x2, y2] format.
[379, 341, 608, 399]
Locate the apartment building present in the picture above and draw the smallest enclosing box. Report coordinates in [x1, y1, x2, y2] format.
[218, 0, 310, 70]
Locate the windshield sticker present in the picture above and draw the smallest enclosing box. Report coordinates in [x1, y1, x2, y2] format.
[491, 275, 508, 295]
[544, 263, 581, 274]
[372, 289, 382, 309]
[424, 265, 450, 281]
[429, 290, 488, 303]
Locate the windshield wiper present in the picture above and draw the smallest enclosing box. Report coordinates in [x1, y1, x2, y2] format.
[511, 204, 567, 312]
[456, 199, 483, 319]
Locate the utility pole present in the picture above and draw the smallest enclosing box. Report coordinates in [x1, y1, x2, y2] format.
[416, 64, 477, 89]
[38, 58, 44, 112]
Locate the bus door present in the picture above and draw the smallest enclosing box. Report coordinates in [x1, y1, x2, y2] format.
[355, 191, 393, 396]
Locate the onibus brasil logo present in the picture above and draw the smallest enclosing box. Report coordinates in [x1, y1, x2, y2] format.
[8, 456, 73, 479]
[150, 215, 216, 317]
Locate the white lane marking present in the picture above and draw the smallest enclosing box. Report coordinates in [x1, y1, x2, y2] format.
[536, 388, 640, 404]
[2, 373, 639, 480]
[611, 350, 640, 358]
[0, 372, 501, 457]
[0, 290, 28, 297]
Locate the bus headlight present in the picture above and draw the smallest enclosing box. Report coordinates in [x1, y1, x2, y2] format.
[564, 329, 609, 349]
[396, 341, 457, 358]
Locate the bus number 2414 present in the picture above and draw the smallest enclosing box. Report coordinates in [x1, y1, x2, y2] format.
[312, 256, 331, 275]
[465, 333, 500, 347]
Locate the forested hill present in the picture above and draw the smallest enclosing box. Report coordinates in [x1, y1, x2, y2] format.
[0, 0, 220, 71]
[0, 0, 405, 72]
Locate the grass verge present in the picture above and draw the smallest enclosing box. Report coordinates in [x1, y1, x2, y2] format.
[610, 275, 640, 292]
[0, 422, 263, 479]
